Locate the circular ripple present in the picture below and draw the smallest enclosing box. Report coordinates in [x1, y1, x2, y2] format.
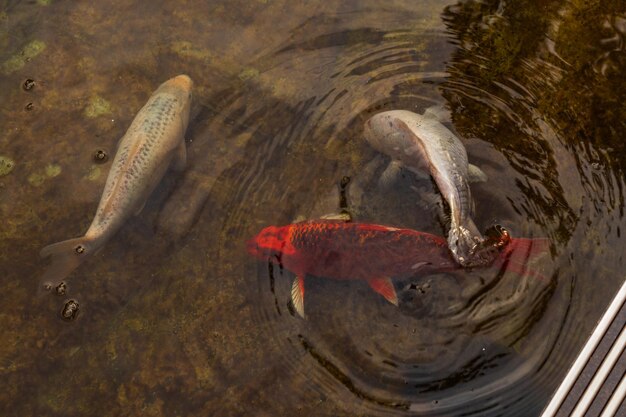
[177, 4, 626, 416]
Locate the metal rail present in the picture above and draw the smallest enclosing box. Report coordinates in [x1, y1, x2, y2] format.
[541, 279, 626, 417]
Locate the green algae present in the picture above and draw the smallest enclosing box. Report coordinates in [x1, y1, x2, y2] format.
[238, 67, 259, 81]
[27, 173, 46, 186]
[0, 156, 15, 176]
[170, 41, 213, 63]
[85, 165, 102, 181]
[84, 95, 112, 118]
[28, 164, 61, 186]
[37, 0, 52, 5]
[45, 163, 61, 178]
[0, 13, 7, 50]
[1, 40, 46, 75]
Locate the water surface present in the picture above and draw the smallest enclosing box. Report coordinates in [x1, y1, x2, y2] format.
[1, 1, 625, 416]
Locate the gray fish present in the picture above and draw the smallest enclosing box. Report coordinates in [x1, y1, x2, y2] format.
[363, 108, 489, 267]
[39, 75, 193, 286]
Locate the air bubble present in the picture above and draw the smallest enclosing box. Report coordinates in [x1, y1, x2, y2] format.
[23, 79, 35, 91]
[61, 299, 79, 321]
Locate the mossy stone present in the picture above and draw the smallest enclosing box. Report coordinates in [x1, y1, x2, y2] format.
[1, 40, 46, 74]
[85, 165, 101, 181]
[0, 155, 15, 176]
[171, 41, 213, 63]
[45, 163, 61, 178]
[238, 67, 259, 81]
[84, 95, 112, 118]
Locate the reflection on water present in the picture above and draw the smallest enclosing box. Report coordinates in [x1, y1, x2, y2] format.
[1, 0, 625, 416]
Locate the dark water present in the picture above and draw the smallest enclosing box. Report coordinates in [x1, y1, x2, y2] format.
[1, 1, 625, 416]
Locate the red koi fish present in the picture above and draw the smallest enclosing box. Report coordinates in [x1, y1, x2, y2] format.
[247, 220, 550, 318]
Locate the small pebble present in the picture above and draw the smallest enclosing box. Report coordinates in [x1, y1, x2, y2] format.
[93, 149, 108, 163]
[61, 299, 79, 321]
[55, 281, 67, 296]
[23, 78, 35, 91]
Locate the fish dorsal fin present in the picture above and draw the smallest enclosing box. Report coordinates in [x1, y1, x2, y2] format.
[291, 276, 305, 318]
[320, 212, 352, 222]
[411, 261, 431, 271]
[468, 164, 488, 183]
[367, 277, 398, 306]
[423, 105, 450, 122]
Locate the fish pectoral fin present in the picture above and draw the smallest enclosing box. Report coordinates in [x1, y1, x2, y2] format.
[367, 277, 398, 306]
[171, 140, 187, 172]
[410, 261, 431, 271]
[291, 275, 306, 319]
[405, 165, 431, 181]
[378, 160, 403, 189]
[467, 164, 487, 183]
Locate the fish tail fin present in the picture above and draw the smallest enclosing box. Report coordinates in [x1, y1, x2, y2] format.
[38, 237, 94, 291]
[504, 260, 549, 282]
[507, 237, 551, 258]
[498, 237, 551, 281]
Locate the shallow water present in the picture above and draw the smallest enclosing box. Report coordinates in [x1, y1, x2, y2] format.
[1, 1, 625, 416]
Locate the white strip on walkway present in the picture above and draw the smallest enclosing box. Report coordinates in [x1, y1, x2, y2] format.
[599, 372, 626, 417]
[540, 279, 626, 417]
[571, 324, 626, 416]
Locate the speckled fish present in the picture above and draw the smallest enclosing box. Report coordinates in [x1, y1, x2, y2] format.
[248, 220, 549, 318]
[39, 75, 193, 287]
[363, 108, 489, 267]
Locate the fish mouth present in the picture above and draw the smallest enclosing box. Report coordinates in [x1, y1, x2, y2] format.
[171, 74, 193, 91]
[246, 238, 261, 257]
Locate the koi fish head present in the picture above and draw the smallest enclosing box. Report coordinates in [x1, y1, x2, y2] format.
[157, 74, 194, 128]
[483, 224, 512, 249]
[247, 225, 292, 260]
